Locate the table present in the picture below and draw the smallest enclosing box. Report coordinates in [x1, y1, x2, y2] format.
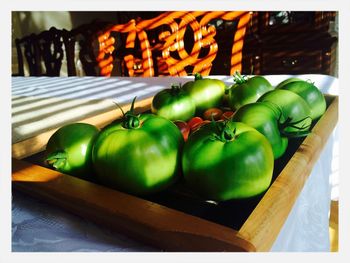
[11, 75, 339, 252]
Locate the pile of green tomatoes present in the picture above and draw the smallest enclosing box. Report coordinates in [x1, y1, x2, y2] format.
[45, 73, 326, 202]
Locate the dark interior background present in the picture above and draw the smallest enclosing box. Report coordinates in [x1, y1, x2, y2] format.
[12, 11, 338, 77]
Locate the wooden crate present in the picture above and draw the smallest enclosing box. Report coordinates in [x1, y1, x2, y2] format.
[12, 94, 338, 252]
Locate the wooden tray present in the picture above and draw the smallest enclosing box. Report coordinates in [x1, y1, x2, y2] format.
[12, 94, 338, 252]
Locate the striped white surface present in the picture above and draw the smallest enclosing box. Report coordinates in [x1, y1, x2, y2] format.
[11, 76, 190, 144]
[12, 75, 338, 144]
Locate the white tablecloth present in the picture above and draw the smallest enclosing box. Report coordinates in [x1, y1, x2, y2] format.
[11, 75, 339, 252]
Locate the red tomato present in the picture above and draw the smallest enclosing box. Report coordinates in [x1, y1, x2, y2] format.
[173, 120, 190, 141]
[192, 120, 211, 132]
[203, 108, 223, 121]
[221, 111, 235, 121]
[188, 117, 204, 132]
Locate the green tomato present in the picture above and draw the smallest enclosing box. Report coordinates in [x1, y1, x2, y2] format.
[228, 75, 273, 110]
[182, 121, 274, 201]
[277, 80, 326, 120]
[151, 84, 195, 121]
[222, 82, 234, 106]
[275, 77, 302, 89]
[182, 74, 225, 114]
[92, 113, 184, 196]
[258, 89, 312, 134]
[232, 102, 288, 159]
[45, 123, 99, 179]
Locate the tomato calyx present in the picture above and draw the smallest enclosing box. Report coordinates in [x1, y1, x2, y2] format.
[114, 97, 141, 129]
[123, 97, 141, 129]
[306, 79, 316, 85]
[170, 83, 182, 95]
[210, 119, 237, 142]
[194, 72, 203, 81]
[264, 100, 312, 138]
[232, 70, 248, 85]
[279, 115, 313, 138]
[46, 150, 67, 170]
[187, 72, 203, 81]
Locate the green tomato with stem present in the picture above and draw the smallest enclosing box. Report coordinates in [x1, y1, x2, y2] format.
[182, 121, 274, 202]
[232, 102, 288, 159]
[151, 83, 195, 122]
[257, 89, 313, 134]
[92, 98, 184, 196]
[277, 80, 326, 120]
[228, 72, 273, 111]
[182, 73, 226, 114]
[45, 123, 99, 180]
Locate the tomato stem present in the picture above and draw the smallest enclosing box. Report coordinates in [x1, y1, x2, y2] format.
[123, 97, 141, 129]
[194, 72, 203, 81]
[170, 83, 182, 95]
[113, 97, 141, 129]
[210, 119, 236, 142]
[306, 79, 316, 86]
[232, 71, 248, 84]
